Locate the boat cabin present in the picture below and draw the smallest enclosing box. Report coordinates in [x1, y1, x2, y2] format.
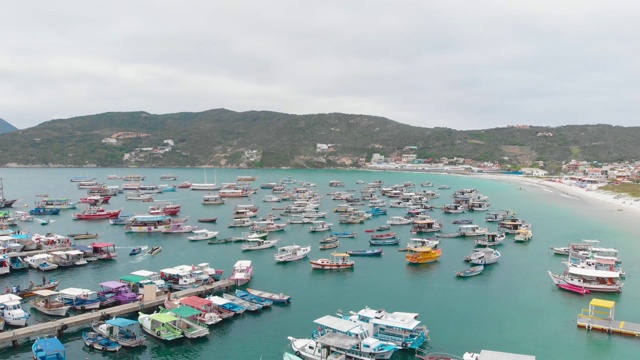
[90, 242, 117, 260]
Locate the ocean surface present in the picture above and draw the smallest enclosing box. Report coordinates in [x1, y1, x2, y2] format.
[1, 168, 639, 360]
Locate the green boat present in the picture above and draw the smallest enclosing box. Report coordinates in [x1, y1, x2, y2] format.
[159, 307, 209, 338]
[137, 312, 183, 341]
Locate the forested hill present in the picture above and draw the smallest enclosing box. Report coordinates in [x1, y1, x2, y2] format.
[0, 109, 637, 168]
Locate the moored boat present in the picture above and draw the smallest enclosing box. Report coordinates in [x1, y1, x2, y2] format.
[32, 337, 66, 360]
[455, 265, 484, 277]
[29, 290, 70, 317]
[463, 248, 501, 265]
[548, 268, 622, 293]
[235, 289, 274, 307]
[82, 331, 122, 352]
[241, 238, 279, 251]
[137, 312, 183, 341]
[274, 244, 312, 262]
[230, 260, 253, 286]
[406, 246, 442, 264]
[91, 317, 148, 348]
[310, 253, 354, 270]
[246, 288, 291, 304]
[0, 293, 30, 326]
[369, 238, 400, 246]
[187, 229, 219, 241]
[346, 249, 383, 256]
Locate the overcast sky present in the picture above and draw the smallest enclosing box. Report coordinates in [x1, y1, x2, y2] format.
[1, 1, 638, 130]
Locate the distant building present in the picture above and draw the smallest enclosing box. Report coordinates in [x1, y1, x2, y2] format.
[371, 153, 384, 163]
[164, 139, 175, 146]
[401, 154, 417, 163]
[102, 138, 117, 144]
[520, 168, 548, 176]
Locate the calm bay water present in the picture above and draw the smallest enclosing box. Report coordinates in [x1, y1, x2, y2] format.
[1, 168, 639, 360]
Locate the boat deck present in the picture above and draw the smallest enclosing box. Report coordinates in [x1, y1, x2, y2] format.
[577, 314, 640, 336]
[0, 279, 233, 347]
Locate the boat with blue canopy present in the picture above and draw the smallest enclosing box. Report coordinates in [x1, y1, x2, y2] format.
[32, 337, 66, 360]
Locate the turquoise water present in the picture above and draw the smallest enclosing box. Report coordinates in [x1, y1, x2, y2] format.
[1, 168, 639, 359]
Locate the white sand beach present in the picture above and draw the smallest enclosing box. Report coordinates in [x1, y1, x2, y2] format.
[480, 174, 640, 215]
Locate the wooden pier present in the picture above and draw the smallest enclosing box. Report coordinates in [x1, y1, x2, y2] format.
[0, 279, 234, 347]
[577, 298, 640, 337]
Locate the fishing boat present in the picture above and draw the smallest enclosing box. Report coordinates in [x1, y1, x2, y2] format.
[207, 295, 247, 314]
[246, 288, 292, 303]
[0, 293, 30, 326]
[202, 194, 225, 205]
[452, 219, 473, 224]
[207, 237, 234, 244]
[474, 232, 506, 246]
[147, 246, 162, 255]
[375, 225, 391, 232]
[320, 235, 339, 244]
[72, 206, 121, 220]
[17, 280, 61, 297]
[235, 289, 274, 307]
[32, 337, 66, 360]
[161, 222, 198, 233]
[241, 238, 279, 251]
[137, 312, 184, 341]
[222, 293, 262, 311]
[457, 224, 489, 237]
[197, 217, 218, 223]
[346, 249, 383, 256]
[387, 216, 413, 226]
[82, 331, 122, 352]
[308, 221, 333, 232]
[57, 288, 101, 310]
[319, 240, 339, 250]
[25, 254, 59, 271]
[29, 290, 70, 316]
[455, 265, 484, 277]
[369, 238, 400, 246]
[166, 297, 224, 325]
[288, 334, 397, 360]
[159, 307, 210, 338]
[187, 229, 219, 241]
[230, 260, 253, 286]
[29, 207, 61, 216]
[310, 253, 355, 270]
[330, 231, 357, 238]
[463, 248, 501, 265]
[370, 232, 397, 240]
[148, 202, 181, 216]
[406, 246, 442, 264]
[274, 244, 312, 262]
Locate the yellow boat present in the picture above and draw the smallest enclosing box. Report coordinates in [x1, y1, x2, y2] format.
[406, 246, 442, 264]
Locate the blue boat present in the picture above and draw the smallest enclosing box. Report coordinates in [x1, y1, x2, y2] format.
[29, 207, 61, 215]
[346, 249, 383, 256]
[452, 219, 473, 224]
[330, 232, 357, 238]
[82, 331, 122, 352]
[207, 295, 246, 313]
[369, 238, 400, 246]
[129, 247, 143, 256]
[235, 289, 273, 307]
[32, 337, 66, 360]
[366, 207, 387, 216]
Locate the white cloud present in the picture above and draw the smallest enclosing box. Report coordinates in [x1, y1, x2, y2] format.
[1, 1, 639, 129]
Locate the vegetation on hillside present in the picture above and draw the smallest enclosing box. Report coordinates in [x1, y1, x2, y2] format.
[0, 109, 638, 168]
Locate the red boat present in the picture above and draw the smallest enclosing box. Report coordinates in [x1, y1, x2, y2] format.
[149, 203, 181, 216]
[72, 206, 122, 220]
[177, 181, 192, 189]
[370, 232, 397, 240]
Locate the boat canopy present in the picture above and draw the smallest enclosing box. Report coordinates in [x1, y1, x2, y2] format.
[233, 260, 252, 268]
[314, 315, 368, 336]
[150, 313, 179, 323]
[170, 306, 202, 318]
[58, 288, 94, 296]
[32, 290, 59, 297]
[119, 275, 146, 284]
[179, 296, 212, 308]
[106, 318, 139, 327]
[100, 281, 129, 290]
[568, 267, 620, 278]
[34, 337, 65, 353]
[131, 270, 156, 277]
[316, 332, 360, 349]
[91, 242, 115, 248]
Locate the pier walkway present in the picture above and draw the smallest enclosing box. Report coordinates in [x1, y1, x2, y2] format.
[0, 279, 234, 347]
[577, 298, 640, 337]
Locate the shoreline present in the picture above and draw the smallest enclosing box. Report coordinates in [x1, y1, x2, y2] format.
[478, 174, 640, 215]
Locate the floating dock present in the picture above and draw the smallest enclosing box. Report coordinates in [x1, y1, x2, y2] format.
[0, 279, 234, 347]
[577, 298, 640, 337]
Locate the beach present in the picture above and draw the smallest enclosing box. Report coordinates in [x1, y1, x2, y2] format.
[480, 174, 640, 214]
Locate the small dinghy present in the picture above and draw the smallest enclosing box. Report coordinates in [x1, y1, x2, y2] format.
[455, 265, 484, 277]
[82, 331, 122, 352]
[129, 246, 148, 256]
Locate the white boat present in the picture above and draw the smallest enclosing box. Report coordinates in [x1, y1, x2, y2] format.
[288, 333, 397, 360]
[25, 254, 59, 271]
[187, 229, 219, 241]
[137, 312, 183, 341]
[474, 232, 505, 246]
[29, 290, 70, 317]
[251, 220, 287, 232]
[222, 293, 262, 312]
[202, 194, 225, 205]
[160, 307, 209, 338]
[274, 245, 312, 263]
[241, 238, 280, 251]
[263, 195, 282, 202]
[92, 317, 147, 348]
[339, 307, 428, 349]
[463, 248, 501, 265]
[548, 267, 622, 293]
[57, 288, 101, 310]
[514, 228, 533, 242]
[0, 294, 30, 326]
[228, 217, 254, 228]
[387, 216, 413, 226]
[230, 260, 253, 286]
[457, 224, 489, 237]
[403, 238, 440, 252]
[308, 221, 332, 232]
